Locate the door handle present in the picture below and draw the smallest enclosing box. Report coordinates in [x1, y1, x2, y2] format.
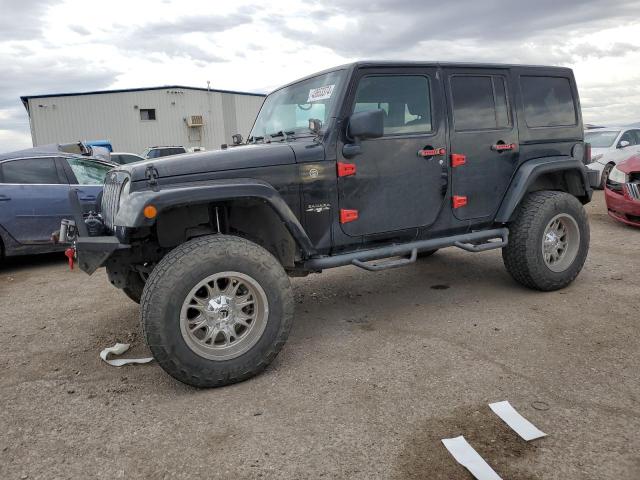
[79, 195, 97, 201]
[0, 195, 11, 201]
[418, 147, 446, 157]
[491, 142, 517, 151]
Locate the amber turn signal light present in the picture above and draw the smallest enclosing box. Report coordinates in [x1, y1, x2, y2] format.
[143, 205, 158, 219]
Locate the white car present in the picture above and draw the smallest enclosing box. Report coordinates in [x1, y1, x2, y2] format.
[585, 127, 640, 188]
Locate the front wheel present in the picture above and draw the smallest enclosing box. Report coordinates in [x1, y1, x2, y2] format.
[141, 235, 293, 387]
[600, 163, 614, 189]
[502, 191, 590, 291]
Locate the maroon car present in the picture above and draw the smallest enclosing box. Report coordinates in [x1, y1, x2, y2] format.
[604, 154, 640, 227]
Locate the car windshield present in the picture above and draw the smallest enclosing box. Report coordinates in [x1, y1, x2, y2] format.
[585, 130, 620, 148]
[249, 70, 346, 141]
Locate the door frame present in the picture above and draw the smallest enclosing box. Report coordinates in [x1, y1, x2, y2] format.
[336, 66, 450, 238]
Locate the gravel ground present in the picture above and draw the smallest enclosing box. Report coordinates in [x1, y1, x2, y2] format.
[0, 191, 638, 480]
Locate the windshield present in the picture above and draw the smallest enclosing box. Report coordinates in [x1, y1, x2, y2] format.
[585, 130, 620, 148]
[249, 70, 346, 141]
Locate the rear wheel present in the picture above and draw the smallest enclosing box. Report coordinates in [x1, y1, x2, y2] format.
[502, 191, 589, 291]
[141, 235, 293, 387]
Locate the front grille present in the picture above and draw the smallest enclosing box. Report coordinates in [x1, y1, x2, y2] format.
[627, 182, 640, 201]
[101, 172, 126, 230]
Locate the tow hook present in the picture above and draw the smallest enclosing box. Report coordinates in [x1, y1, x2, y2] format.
[65, 247, 76, 270]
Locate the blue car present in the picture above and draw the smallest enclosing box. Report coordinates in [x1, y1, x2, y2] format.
[0, 147, 115, 259]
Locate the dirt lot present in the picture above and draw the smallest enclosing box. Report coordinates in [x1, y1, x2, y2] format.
[0, 191, 638, 480]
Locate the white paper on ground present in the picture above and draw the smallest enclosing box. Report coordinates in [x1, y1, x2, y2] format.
[489, 400, 547, 441]
[441, 436, 503, 480]
[99, 343, 154, 367]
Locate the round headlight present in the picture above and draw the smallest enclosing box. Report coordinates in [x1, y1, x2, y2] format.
[608, 165, 627, 184]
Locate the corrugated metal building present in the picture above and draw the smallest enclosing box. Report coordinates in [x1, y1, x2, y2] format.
[20, 86, 265, 154]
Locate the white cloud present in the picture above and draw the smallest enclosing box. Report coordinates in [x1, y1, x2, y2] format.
[1, 0, 640, 152]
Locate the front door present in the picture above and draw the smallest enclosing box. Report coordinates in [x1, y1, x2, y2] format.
[337, 68, 447, 237]
[443, 68, 519, 220]
[0, 157, 70, 244]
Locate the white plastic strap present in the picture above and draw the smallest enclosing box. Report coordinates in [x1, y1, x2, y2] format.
[441, 436, 503, 480]
[99, 343, 154, 367]
[489, 400, 547, 441]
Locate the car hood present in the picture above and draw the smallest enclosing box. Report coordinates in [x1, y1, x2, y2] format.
[591, 147, 610, 159]
[617, 154, 640, 174]
[125, 143, 296, 182]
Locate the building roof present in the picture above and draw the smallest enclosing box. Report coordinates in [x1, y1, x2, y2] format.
[20, 85, 266, 111]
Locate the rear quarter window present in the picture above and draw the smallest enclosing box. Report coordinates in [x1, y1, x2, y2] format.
[520, 76, 577, 128]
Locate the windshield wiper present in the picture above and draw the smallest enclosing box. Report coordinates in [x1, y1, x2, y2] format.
[248, 135, 265, 144]
[269, 130, 295, 141]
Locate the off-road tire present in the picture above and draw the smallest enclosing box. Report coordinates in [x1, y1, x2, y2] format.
[140, 235, 293, 388]
[502, 191, 589, 291]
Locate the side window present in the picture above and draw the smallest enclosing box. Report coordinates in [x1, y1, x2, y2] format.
[620, 130, 640, 146]
[353, 75, 432, 135]
[65, 158, 113, 185]
[520, 76, 576, 128]
[450, 75, 511, 131]
[1, 158, 62, 184]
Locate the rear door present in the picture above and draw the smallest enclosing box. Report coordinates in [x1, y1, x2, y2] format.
[337, 67, 448, 237]
[0, 157, 70, 244]
[444, 68, 519, 220]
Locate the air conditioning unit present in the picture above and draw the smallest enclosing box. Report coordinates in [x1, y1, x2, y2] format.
[186, 115, 204, 127]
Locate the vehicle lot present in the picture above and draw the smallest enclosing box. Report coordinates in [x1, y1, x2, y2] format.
[0, 191, 638, 480]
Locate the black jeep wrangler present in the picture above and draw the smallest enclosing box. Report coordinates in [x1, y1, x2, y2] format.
[61, 62, 598, 387]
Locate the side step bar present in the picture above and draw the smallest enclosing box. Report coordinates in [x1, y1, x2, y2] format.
[304, 228, 509, 272]
[352, 249, 418, 272]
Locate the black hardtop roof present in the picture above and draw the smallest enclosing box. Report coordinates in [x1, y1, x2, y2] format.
[20, 85, 266, 110]
[273, 61, 573, 93]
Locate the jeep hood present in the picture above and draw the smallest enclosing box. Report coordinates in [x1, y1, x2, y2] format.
[125, 143, 296, 182]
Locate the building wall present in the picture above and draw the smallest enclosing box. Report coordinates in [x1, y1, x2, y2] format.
[26, 88, 264, 154]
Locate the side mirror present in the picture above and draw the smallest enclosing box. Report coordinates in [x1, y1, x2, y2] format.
[348, 109, 384, 140]
[231, 133, 243, 145]
[618, 140, 630, 149]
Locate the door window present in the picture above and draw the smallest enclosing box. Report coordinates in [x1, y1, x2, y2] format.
[113, 154, 143, 164]
[353, 76, 432, 135]
[65, 158, 113, 185]
[619, 130, 640, 146]
[520, 76, 576, 127]
[450, 75, 511, 131]
[1, 158, 62, 184]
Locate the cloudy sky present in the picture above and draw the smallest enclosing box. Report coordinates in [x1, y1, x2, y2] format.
[1, 0, 640, 151]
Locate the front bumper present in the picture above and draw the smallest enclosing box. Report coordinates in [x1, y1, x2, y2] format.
[604, 185, 640, 228]
[72, 236, 129, 274]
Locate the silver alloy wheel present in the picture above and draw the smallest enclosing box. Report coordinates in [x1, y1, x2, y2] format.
[179, 271, 269, 361]
[541, 213, 580, 273]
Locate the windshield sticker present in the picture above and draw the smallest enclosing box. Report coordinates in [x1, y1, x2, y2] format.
[307, 85, 335, 103]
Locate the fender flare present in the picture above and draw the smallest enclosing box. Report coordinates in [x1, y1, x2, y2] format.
[114, 178, 317, 257]
[495, 156, 592, 223]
